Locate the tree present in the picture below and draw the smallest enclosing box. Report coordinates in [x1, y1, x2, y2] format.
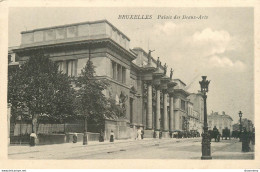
[8, 64, 27, 136]
[8, 52, 75, 134]
[75, 59, 108, 144]
[105, 97, 126, 119]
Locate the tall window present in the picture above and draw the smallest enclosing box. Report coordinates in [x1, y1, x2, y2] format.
[112, 61, 116, 80]
[8, 54, 11, 63]
[122, 67, 126, 83]
[57, 61, 64, 73]
[66, 60, 77, 77]
[111, 60, 127, 84]
[117, 64, 121, 81]
[181, 100, 185, 111]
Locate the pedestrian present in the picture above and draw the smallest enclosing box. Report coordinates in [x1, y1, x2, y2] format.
[242, 128, 250, 152]
[99, 129, 104, 142]
[213, 126, 218, 142]
[72, 133, 77, 143]
[252, 131, 255, 145]
[137, 128, 142, 140]
[29, 132, 37, 146]
[110, 130, 114, 142]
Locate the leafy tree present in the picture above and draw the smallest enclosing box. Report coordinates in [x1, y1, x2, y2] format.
[8, 52, 75, 133]
[75, 59, 108, 132]
[8, 65, 27, 134]
[105, 97, 126, 120]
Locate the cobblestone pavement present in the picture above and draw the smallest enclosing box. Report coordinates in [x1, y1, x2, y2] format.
[8, 137, 254, 159]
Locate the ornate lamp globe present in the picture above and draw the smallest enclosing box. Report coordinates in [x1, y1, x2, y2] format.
[199, 76, 210, 93]
[239, 111, 243, 118]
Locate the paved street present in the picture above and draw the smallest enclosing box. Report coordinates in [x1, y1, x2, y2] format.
[8, 138, 254, 159]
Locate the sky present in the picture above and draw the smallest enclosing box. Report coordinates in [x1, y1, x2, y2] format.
[8, 7, 254, 124]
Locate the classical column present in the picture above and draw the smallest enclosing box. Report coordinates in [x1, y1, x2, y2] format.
[175, 111, 179, 130]
[155, 87, 161, 137]
[167, 80, 177, 134]
[169, 95, 174, 133]
[162, 90, 169, 138]
[146, 82, 153, 129]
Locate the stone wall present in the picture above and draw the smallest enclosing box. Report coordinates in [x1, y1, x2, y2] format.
[104, 119, 131, 140]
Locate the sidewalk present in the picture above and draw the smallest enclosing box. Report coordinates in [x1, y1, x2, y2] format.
[212, 139, 254, 159]
[8, 137, 199, 159]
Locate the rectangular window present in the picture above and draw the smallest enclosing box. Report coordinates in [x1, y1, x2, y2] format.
[181, 100, 185, 111]
[117, 64, 121, 81]
[122, 67, 126, 83]
[112, 61, 117, 80]
[66, 60, 77, 77]
[56, 61, 64, 73]
[8, 54, 11, 63]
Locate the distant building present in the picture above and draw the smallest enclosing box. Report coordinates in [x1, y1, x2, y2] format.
[187, 101, 200, 132]
[173, 79, 190, 131]
[188, 92, 204, 134]
[208, 111, 233, 134]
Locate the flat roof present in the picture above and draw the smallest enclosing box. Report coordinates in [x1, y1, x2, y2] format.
[21, 19, 130, 41]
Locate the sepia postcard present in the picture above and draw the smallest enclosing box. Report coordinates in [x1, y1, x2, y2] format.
[0, 0, 260, 170]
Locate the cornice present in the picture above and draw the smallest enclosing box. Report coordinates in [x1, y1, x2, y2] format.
[13, 38, 137, 62]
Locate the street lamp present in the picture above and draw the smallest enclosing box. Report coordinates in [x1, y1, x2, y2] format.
[199, 76, 212, 160]
[239, 111, 243, 142]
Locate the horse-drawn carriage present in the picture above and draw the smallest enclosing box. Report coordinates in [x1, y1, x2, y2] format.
[222, 127, 231, 140]
[232, 130, 240, 138]
[209, 127, 221, 142]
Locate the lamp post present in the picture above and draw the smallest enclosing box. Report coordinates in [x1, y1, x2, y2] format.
[239, 111, 243, 142]
[199, 76, 212, 160]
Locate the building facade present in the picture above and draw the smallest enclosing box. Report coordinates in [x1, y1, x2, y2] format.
[188, 92, 204, 134]
[8, 20, 206, 140]
[208, 111, 233, 134]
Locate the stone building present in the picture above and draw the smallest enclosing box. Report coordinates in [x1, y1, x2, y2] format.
[188, 92, 204, 134]
[8, 19, 205, 140]
[208, 111, 233, 134]
[187, 101, 200, 132]
[173, 79, 190, 131]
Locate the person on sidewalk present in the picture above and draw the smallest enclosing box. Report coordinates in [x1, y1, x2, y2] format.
[29, 132, 37, 146]
[73, 133, 77, 143]
[241, 128, 250, 152]
[137, 128, 142, 140]
[110, 130, 114, 142]
[141, 129, 144, 139]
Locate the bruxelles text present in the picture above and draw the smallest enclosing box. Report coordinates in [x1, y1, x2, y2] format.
[118, 15, 208, 20]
